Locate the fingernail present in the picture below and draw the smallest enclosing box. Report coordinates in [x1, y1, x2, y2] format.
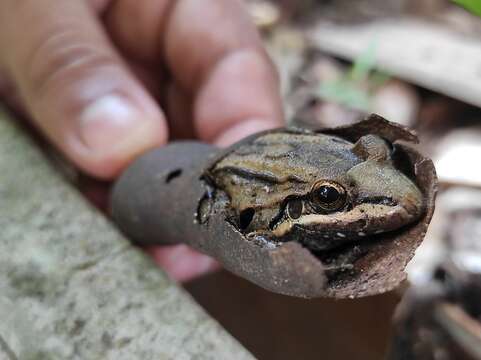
[79, 95, 148, 152]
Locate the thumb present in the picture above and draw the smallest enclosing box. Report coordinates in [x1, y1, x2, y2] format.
[0, 0, 167, 179]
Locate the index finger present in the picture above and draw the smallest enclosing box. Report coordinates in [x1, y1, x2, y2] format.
[107, 0, 284, 145]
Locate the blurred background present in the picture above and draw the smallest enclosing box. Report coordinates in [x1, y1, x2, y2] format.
[185, 1, 481, 359]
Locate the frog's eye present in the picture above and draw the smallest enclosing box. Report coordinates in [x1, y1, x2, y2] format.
[310, 181, 347, 212]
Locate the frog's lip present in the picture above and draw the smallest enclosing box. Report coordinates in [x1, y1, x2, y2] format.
[271, 202, 421, 238]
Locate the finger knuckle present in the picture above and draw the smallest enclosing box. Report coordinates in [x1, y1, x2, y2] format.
[25, 28, 118, 98]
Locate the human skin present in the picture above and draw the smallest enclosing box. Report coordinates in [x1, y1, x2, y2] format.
[0, 0, 283, 281]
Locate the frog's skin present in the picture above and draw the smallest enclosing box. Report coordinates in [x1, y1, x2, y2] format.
[204, 129, 424, 251]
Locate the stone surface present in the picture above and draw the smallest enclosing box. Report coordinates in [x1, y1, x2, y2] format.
[0, 109, 254, 360]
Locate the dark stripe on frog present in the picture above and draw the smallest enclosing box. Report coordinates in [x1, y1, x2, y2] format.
[357, 196, 397, 206]
[213, 166, 308, 184]
[268, 197, 291, 230]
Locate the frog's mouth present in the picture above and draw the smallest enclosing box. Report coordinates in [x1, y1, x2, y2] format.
[270, 201, 423, 251]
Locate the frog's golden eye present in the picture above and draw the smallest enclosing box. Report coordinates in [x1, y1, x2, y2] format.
[310, 181, 347, 212]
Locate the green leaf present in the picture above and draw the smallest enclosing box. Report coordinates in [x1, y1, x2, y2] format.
[316, 40, 387, 111]
[452, 0, 481, 17]
[317, 80, 370, 111]
[347, 40, 378, 82]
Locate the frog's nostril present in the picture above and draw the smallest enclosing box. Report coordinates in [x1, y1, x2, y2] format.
[239, 208, 255, 230]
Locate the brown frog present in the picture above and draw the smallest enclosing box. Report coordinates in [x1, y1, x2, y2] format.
[205, 127, 424, 251]
[112, 114, 436, 297]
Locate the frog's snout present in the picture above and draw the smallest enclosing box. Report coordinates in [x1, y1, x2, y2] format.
[348, 161, 425, 234]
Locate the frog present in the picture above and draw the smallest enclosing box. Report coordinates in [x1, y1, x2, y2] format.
[203, 127, 424, 252]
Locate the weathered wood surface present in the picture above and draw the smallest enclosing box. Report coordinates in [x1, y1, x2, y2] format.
[0, 109, 254, 360]
[310, 18, 481, 108]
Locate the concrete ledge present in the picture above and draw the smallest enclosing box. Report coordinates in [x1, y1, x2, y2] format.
[0, 109, 254, 360]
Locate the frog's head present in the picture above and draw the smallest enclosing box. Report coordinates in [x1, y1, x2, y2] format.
[268, 134, 424, 250]
[210, 130, 425, 251]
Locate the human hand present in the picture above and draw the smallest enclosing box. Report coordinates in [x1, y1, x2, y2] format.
[0, 0, 283, 281]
